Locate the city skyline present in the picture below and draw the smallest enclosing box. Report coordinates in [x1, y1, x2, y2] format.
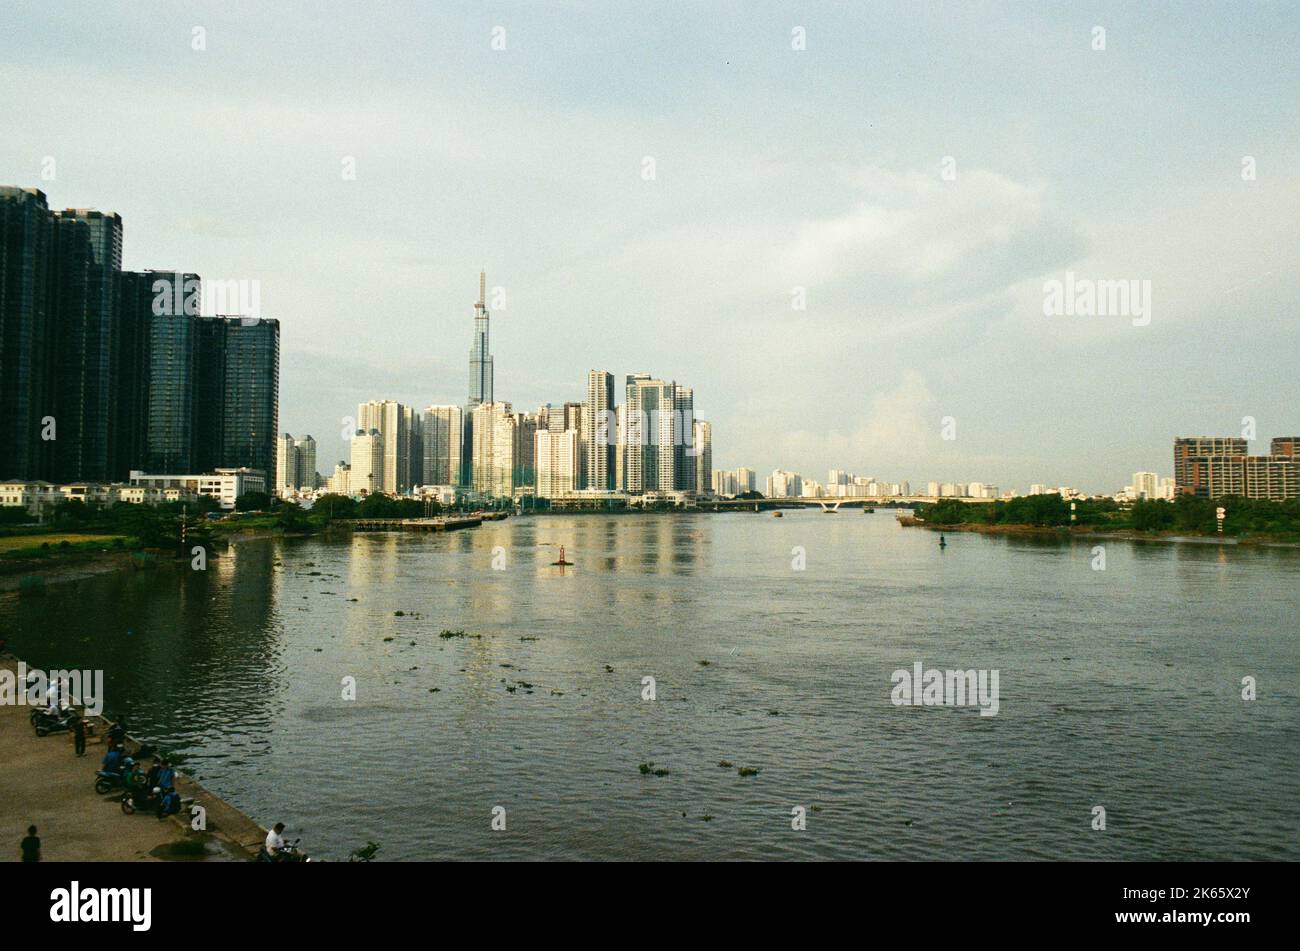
[1, 187, 1289, 502]
[4, 3, 1294, 494]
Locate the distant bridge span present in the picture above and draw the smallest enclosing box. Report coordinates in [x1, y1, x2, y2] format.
[699, 496, 986, 511]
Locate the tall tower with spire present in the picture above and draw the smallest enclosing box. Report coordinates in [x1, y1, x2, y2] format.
[468, 269, 493, 406]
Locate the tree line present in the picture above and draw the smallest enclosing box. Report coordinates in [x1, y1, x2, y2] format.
[914, 493, 1300, 536]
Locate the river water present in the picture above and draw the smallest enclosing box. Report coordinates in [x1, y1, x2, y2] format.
[4, 511, 1297, 860]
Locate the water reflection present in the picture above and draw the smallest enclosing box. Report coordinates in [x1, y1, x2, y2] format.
[4, 513, 1297, 861]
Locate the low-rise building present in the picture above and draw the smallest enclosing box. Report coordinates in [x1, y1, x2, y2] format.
[128, 468, 267, 509]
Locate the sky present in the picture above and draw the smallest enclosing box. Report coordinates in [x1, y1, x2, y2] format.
[3, 1, 1296, 493]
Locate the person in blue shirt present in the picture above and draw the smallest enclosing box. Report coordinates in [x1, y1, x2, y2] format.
[101, 746, 124, 774]
[156, 761, 176, 791]
[156, 789, 181, 819]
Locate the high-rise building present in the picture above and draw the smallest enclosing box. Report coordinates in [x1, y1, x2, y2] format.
[471, 401, 515, 498]
[1133, 471, 1158, 499]
[277, 433, 316, 494]
[584, 370, 615, 491]
[0, 189, 278, 487]
[325, 461, 351, 495]
[135, 273, 202, 474]
[468, 270, 493, 407]
[1173, 437, 1246, 496]
[275, 434, 296, 495]
[734, 468, 756, 493]
[693, 418, 712, 496]
[405, 406, 421, 491]
[1172, 435, 1297, 500]
[619, 374, 695, 494]
[297, 435, 317, 490]
[421, 405, 463, 486]
[115, 272, 170, 478]
[49, 206, 123, 483]
[358, 400, 409, 494]
[349, 429, 382, 495]
[1271, 437, 1299, 458]
[674, 386, 696, 494]
[0, 187, 53, 480]
[218, 318, 280, 487]
[535, 428, 579, 499]
[514, 410, 538, 491]
[766, 469, 802, 498]
[1242, 454, 1298, 501]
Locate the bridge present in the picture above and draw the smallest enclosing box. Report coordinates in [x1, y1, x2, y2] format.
[698, 496, 987, 512]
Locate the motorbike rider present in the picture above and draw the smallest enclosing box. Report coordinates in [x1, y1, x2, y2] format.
[264, 823, 287, 861]
[156, 788, 181, 819]
[156, 760, 176, 792]
[124, 762, 148, 797]
[101, 745, 125, 774]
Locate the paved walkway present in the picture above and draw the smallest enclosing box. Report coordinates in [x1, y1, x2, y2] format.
[0, 658, 266, 862]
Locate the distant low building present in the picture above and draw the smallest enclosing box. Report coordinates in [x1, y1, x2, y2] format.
[1, 478, 198, 514]
[128, 467, 266, 509]
[765, 469, 802, 498]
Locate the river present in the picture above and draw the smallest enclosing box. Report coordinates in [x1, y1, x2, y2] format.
[5, 511, 1297, 860]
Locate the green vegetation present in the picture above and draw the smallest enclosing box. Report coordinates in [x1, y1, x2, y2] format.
[0, 496, 219, 560]
[234, 491, 272, 512]
[1, 489, 448, 566]
[0, 533, 126, 555]
[914, 493, 1300, 538]
[315, 493, 439, 520]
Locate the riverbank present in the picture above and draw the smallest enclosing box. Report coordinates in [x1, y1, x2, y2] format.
[0, 548, 143, 593]
[0, 657, 269, 861]
[0, 523, 313, 593]
[0, 514, 501, 593]
[896, 516, 1300, 546]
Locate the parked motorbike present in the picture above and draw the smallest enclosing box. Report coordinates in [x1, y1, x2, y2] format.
[121, 786, 161, 815]
[256, 838, 310, 863]
[32, 707, 78, 737]
[94, 770, 123, 794]
[121, 784, 182, 816]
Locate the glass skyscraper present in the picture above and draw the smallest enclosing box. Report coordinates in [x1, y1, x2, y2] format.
[0, 187, 52, 479]
[468, 270, 493, 406]
[0, 186, 280, 488]
[219, 318, 280, 486]
[49, 207, 122, 483]
[124, 271, 202, 475]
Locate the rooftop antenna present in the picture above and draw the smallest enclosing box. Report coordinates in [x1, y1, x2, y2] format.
[476, 270, 486, 312]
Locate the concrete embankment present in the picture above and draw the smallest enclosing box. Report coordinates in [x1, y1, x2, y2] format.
[343, 514, 486, 531]
[0, 657, 268, 862]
